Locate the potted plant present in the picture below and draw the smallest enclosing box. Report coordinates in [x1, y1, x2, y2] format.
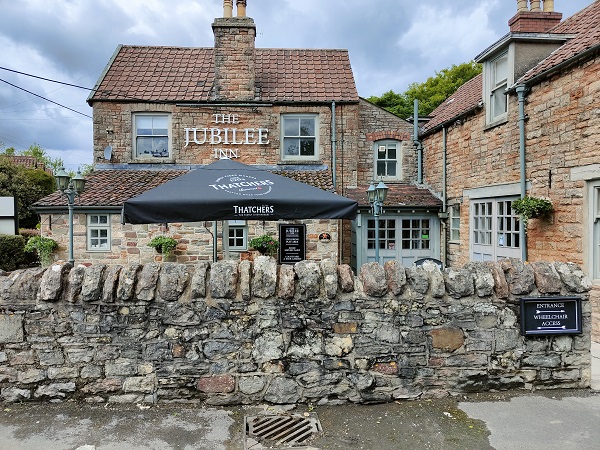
[24, 235, 58, 267]
[147, 235, 178, 257]
[511, 196, 553, 231]
[249, 234, 279, 256]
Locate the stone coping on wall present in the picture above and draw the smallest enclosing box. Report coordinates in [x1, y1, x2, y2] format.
[0, 258, 593, 404]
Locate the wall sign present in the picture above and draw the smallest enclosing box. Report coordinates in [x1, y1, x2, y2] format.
[184, 113, 269, 159]
[520, 296, 582, 336]
[279, 224, 306, 265]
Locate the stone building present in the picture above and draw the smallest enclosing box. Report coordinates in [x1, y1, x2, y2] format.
[420, 0, 600, 339]
[33, 0, 441, 270]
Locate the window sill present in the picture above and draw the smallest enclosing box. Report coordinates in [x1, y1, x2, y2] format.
[131, 159, 175, 164]
[278, 159, 322, 165]
[483, 117, 508, 131]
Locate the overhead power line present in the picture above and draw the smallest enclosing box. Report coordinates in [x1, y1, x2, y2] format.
[0, 66, 92, 91]
[0, 78, 92, 118]
[0, 65, 172, 104]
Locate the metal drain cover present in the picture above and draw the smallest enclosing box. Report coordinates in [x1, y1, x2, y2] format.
[244, 413, 322, 449]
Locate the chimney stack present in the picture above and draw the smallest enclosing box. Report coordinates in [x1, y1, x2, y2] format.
[510, 0, 562, 33]
[212, 0, 256, 101]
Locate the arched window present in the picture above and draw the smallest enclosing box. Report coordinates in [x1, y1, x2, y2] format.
[374, 140, 401, 180]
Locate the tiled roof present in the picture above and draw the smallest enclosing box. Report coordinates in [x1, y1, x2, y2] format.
[519, 0, 600, 82]
[345, 184, 442, 209]
[2, 156, 53, 174]
[422, 74, 482, 133]
[33, 167, 338, 209]
[34, 170, 187, 208]
[423, 1, 600, 134]
[89, 46, 358, 104]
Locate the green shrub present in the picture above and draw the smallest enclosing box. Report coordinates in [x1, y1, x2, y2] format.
[147, 236, 178, 257]
[512, 196, 553, 231]
[24, 235, 58, 267]
[0, 234, 27, 272]
[249, 234, 279, 256]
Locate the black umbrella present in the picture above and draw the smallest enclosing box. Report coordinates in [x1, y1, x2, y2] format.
[122, 158, 357, 224]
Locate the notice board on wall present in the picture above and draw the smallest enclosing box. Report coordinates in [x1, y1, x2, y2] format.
[520, 296, 582, 336]
[278, 224, 306, 264]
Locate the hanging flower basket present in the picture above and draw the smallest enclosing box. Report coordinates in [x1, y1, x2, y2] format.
[147, 236, 178, 257]
[249, 234, 279, 256]
[512, 196, 553, 231]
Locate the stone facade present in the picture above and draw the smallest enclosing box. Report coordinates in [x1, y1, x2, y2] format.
[41, 214, 341, 266]
[422, 39, 600, 340]
[0, 259, 591, 404]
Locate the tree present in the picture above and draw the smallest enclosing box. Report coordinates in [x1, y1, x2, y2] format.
[20, 143, 64, 174]
[367, 61, 482, 120]
[0, 157, 54, 229]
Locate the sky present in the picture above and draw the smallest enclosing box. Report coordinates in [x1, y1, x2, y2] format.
[0, 0, 593, 171]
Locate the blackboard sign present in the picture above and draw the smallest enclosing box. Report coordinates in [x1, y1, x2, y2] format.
[279, 224, 306, 264]
[520, 296, 582, 336]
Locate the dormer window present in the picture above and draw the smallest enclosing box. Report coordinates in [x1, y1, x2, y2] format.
[487, 52, 509, 124]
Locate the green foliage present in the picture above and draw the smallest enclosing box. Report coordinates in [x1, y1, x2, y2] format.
[512, 196, 553, 231]
[147, 236, 178, 257]
[24, 235, 58, 267]
[0, 234, 27, 272]
[367, 61, 482, 119]
[20, 143, 64, 174]
[0, 157, 55, 228]
[249, 234, 279, 256]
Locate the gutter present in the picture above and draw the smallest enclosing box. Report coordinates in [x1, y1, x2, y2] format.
[516, 84, 529, 261]
[332, 101, 337, 188]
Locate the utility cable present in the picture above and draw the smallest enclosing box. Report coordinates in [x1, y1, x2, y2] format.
[0, 78, 92, 118]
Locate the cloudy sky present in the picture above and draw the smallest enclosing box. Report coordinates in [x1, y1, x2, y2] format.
[0, 0, 593, 170]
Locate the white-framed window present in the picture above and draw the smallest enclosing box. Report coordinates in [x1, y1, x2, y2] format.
[228, 220, 247, 251]
[281, 114, 318, 160]
[591, 183, 600, 280]
[471, 197, 520, 261]
[88, 214, 111, 251]
[133, 113, 171, 159]
[401, 218, 431, 250]
[486, 52, 509, 124]
[449, 203, 460, 242]
[375, 140, 400, 180]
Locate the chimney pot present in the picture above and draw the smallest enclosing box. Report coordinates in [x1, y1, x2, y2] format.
[236, 0, 247, 17]
[543, 0, 554, 12]
[517, 0, 528, 12]
[530, 0, 541, 12]
[223, 0, 233, 18]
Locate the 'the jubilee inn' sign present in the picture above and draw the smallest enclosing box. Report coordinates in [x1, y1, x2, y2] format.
[520, 296, 582, 336]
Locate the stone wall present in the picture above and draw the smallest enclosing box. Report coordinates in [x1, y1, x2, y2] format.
[0, 258, 592, 404]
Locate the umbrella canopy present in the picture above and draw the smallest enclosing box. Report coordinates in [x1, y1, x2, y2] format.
[122, 159, 357, 224]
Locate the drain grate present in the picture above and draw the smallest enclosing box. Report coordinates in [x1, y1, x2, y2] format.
[245, 413, 322, 448]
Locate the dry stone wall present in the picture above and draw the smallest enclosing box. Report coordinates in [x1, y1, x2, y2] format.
[0, 258, 592, 405]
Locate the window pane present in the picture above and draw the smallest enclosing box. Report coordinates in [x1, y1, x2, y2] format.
[494, 57, 508, 85]
[386, 162, 397, 177]
[300, 139, 315, 156]
[300, 119, 315, 136]
[284, 118, 299, 136]
[284, 138, 299, 155]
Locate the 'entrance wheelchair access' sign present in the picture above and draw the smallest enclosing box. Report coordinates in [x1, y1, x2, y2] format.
[520, 296, 582, 336]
